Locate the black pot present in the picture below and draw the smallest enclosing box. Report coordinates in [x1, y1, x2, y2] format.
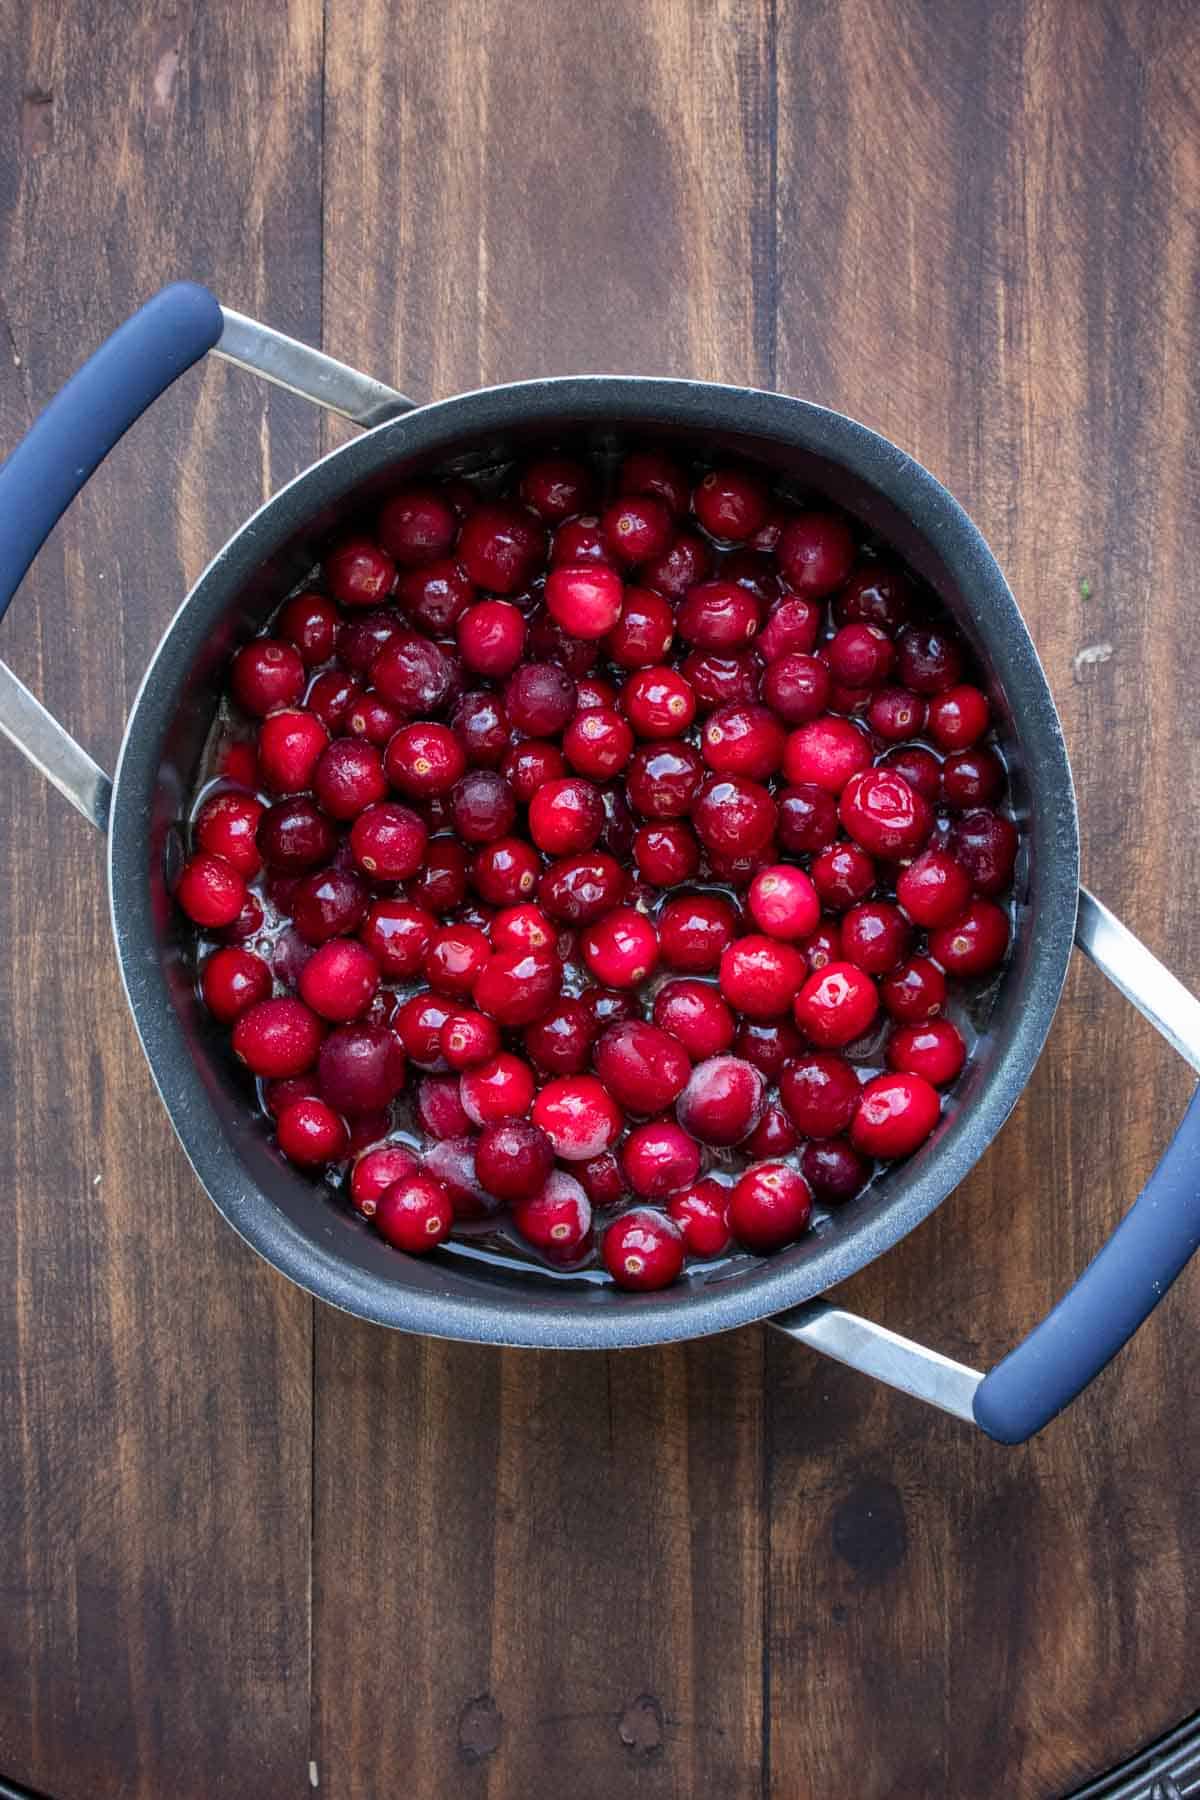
[2, 285, 1198, 1444]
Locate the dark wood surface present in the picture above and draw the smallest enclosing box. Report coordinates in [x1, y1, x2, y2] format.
[1, 2, 1198, 1796]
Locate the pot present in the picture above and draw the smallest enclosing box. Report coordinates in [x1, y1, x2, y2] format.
[2, 284, 1198, 1445]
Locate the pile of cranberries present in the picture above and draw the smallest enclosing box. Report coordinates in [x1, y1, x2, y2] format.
[175, 444, 1017, 1292]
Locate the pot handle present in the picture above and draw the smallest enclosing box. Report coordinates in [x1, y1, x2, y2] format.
[771, 889, 1200, 1444]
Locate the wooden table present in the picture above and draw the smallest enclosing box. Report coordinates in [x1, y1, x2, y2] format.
[2, 3, 1199, 1796]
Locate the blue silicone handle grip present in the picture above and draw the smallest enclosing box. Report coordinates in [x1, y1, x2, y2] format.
[0, 282, 223, 628]
[973, 1084, 1200, 1442]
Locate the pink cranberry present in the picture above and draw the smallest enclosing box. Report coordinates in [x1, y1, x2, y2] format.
[395, 992, 453, 1067]
[701, 703, 785, 780]
[471, 837, 541, 905]
[867, 686, 927, 741]
[423, 924, 491, 998]
[460, 1053, 537, 1126]
[502, 740, 567, 801]
[619, 448, 690, 516]
[358, 899, 434, 976]
[383, 722, 466, 799]
[454, 599, 526, 678]
[377, 487, 457, 565]
[176, 852, 247, 927]
[527, 777, 604, 856]
[602, 494, 674, 565]
[783, 717, 872, 793]
[895, 626, 965, 694]
[941, 747, 1005, 809]
[777, 784, 839, 854]
[349, 802, 427, 880]
[691, 775, 777, 856]
[692, 466, 769, 540]
[539, 852, 628, 923]
[474, 1120, 555, 1202]
[318, 1023, 405, 1113]
[668, 1181, 732, 1257]
[733, 1016, 804, 1078]
[949, 809, 1018, 895]
[621, 666, 697, 739]
[298, 939, 381, 1022]
[758, 596, 821, 660]
[415, 1074, 473, 1140]
[307, 670, 362, 733]
[578, 1151, 625, 1210]
[839, 767, 933, 858]
[800, 1138, 869, 1202]
[602, 1208, 685, 1290]
[593, 1020, 692, 1114]
[397, 557, 474, 633]
[349, 1144, 419, 1217]
[523, 999, 596, 1076]
[652, 980, 735, 1061]
[639, 530, 712, 599]
[201, 947, 272, 1024]
[927, 684, 989, 749]
[276, 1097, 349, 1167]
[581, 907, 658, 988]
[794, 962, 879, 1047]
[457, 501, 545, 594]
[531, 1075, 622, 1161]
[746, 865, 820, 940]
[882, 744, 942, 801]
[452, 690, 511, 767]
[776, 512, 855, 597]
[719, 936, 806, 1019]
[681, 649, 761, 711]
[929, 900, 1010, 977]
[677, 1055, 765, 1147]
[744, 1105, 800, 1160]
[512, 1173, 593, 1261]
[622, 1120, 701, 1199]
[370, 632, 453, 715]
[277, 591, 339, 665]
[880, 955, 947, 1022]
[887, 1018, 967, 1086]
[729, 1163, 812, 1252]
[550, 515, 609, 568]
[851, 1071, 941, 1159]
[473, 946, 561, 1028]
[504, 663, 577, 737]
[676, 581, 761, 650]
[762, 653, 831, 725]
[626, 741, 705, 818]
[834, 560, 914, 630]
[336, 610, 401, 676]
[233, 997, 323, 1078]
[606, 587, 674, 668]
[231, 639, 306, 716]
[780, 1053, 861, 1137]
[375, 1174, 454, 1254]
[440, 1008, 502, 1069]
[519, 455, 594, 521]
[841, 902, 912, 974]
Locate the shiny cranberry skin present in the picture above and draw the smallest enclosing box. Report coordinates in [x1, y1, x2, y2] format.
[776, 784, 839, 855]
[719, 936, 806, 1020]
[677, 1055, 765, 1146]
[550, 515, 609, 567]
[324, 538, 396, 608]
[277, 591, 339, 665]
[233, 997, 323, 1077]
[539, 853, 628, 924]
[512, 1171, 593, 1261]
[349, 1145, 419, 1218]
[447, 770, 516, 845]
[895, 626, 965, 694]
[578, 1151, 625, 1210]
[605, 587, 674, 668]
[867, 686, 928, 741]
[692, 466, 769, 540]
[927, 684, 989, 749]
[733, 1016, 804, 1079]
[581, 907, 658, 988]
[522, 999, 595, 1077]
[394, 993, 452, 1068]
[622, 1120, 701, 1199]
[415, 1073, 473, 1140]
[783, 717, 872, 793]
[377, 487, 458, 566]
[649, 979, 733, 1060]
[832, 624, 895, 688]
[692, 777, 777, 858]
[471, 1120, 553, 1203]
[287, 868, 363, 945]
[231, 639, 306, 716]
[881, 744, 942, 801]
[471, 837, 541, 905]
[706, 844, 778, 889]
[602, 494, 674, 566]
[349, 802, 427, 880]
[529, 1075, 620, 1161]
[484, 904, 549, 957]
[455, 599, 527, 677]
[950, 809, 1018, 896]
[887, 1019, 966, 1087]
[839, 767, 933, 858]
[880, 955, 947, 1022]
[254, 711, 327, 795]
[779, 1052, 860, 1137]
[201, 946, 272, 1024]
[622, 666, 697, 741]
[676, 581, 761, 651]
[176, 852, 247, 927]
[336, 609, 402, 676]
[851, 1071, 940, 1159]
[308, 740, 385, 822]
[526, 777, 603, 856]
[276, 1097, 349, 1167]
[219, 886, 265, 942]
[194, 792, 264, 878]
[668, 1181, 732, 1257]
[940, 747, 1005, 808]
[423, 924, 491, 999]
[502, 663, 575, 738]
[457, 501, 545, 594]
[701, 703, 785, 779]
[757, 596, 821, 661]
[657, 893, 738, 972]
[519, 455, 594, 521]
[457, 1052, 535, 1127]
[473, 947, 562, 1027]
[358, 899, 434, 976]
[619, 448, 689, 515]
[307, 670, 362, 733]
[382, 722, 465, 799]
[345, 691, 405, 746]
[639, 529, 713, 599]
[746, 865, 820, 941]
[625, 741, 704, 819]
[929, 899, 1010, 976]
[558, 707, 633, 783]
[834, 560, 914, 631]
[440, 1008, 502, 1070]
[801, 1138, 870, 1202]
[897, 848, 972, 927]
[798, 924, 842, 975]
[825, 678, 874, 718]
[729, 1163, 812, 1252]
[628, 823, 696, 888]
[298, 938, 381, 1022]
[542, 563, 623, 639]
[602, 1208, 685, 1291]
[794, 962, 879, 1047]
[744, 1105, 800, 1160]
[375, 1174, 454, 1254]
[318, 1023, 405, 1113]
[418, 850, 474, 929]
[581, 987, 640, 1031]
[681, 650, 761, 712]
[502, 740, 567, 802]
[397, 557, 474, 633]
[590, 1020, 689, 1114]
[776, 512, 855, 597]
[370, 632, 453, 715]
[841, 902, 912, 975]
[762, 653, 831, 725]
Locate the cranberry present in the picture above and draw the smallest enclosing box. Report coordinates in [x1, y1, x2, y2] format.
[381, 722, 464, 799]
[415, 1073, 473, 1140]
[377, 487, 458, 566]
[519, 455, 594, 521]
[732, 1018, 802, 1081]
[459, 1052, 537, 1126]
[308, 669, 362, 732]
[629, 822, 697, 888]
[776, 512, 856, 597]
[581, 987, 640, 1031]
[194, 792, 264, 877]
[949, 809, 1018, 895]
[512, 1173, 593, 1260]
[798, 923, 842, 973]
[851, 1071, 940, 1159]
[834, 560, 914, 630]
[276, 1097, 349, 1167]
[887, 1018, 966, 1086]
[681, 650, 761, 711]
[397, 557, 474, 633]
[371, 632, 453, 714]
[483, 905, 547, 957]
[593, 1020, 692, 1114]
[794, 962, 879, 1047]
[308, 740, 385, 822]
[779, 1053, 861, 1137]
[692, 466, 769, 540]
[271, 927, 316, 989]
[336, 610, 401, 676]
[504, 663, 577, 738]
[502, 739, 567, 801]
[542, 563, 624, 639]
[423, 923, 491, 997]
[528, 776, 604, 856]
[470, 1120, 553, 1202]
[471, 837, 541, 905]
[602, 494, 674, 566]
[879, 744, 940, 802]
[839, 767, 933, 858]
[349, 802, 427, 880]
[652, 980, 735, 1061]
[232, 997, 323, 1077]
[422, 1136, 496, 1219]
[700, 703, 785, 780]
[762, 653, 831, 725]
[578, 1151, 626, 1210]
[440, 1008, 502, 1069]
[827, 622, 894, 688]
[323, 540, 395, 610]
[176, 852, 247, 927]
[452, 599, 525, 678]
[201, 946, 272, 1023]
[729, 1163, 812, 1252]
[676, 1055, 765, 1146]
[619, 448, 690, 516]
[895, 626, 965, 694]
[880, 955, 947, 1022]
[531, 1075, 622, 1160]
[639, 530, 713, 598]
[618, 666, 694, 740]
[894, 848, 969, 935]
[539, 852, 628, 923]
[550, 515, 610, 567]
[350, 1144, 419, 1218]
[707, 844, 777, 889]
[691, 776, 777, 856]
[626, 741, 705, 819]
[453, 690, 511, 766]
[745, 865, 820, 941]
[825, 678, 874, 718]
[676, 580, 760, 650]
[801, 1138, 869, 1201]
[375, 1174, 454, 1254]
[940, 747, 1005, 809]
[719, 936, 806, 1019]
[231, 639, 305, 716]
[220, 887, 265, 944]
[867, 686, 927, 741]
[777, 784, 839, 855]
[473, 946, 561, 1026]
[523, 999, 596, 1076]
[395, 992, 453, 1067]
[558, 707, 633, 782]
[602, 1208, 685, 1291]
[605, 587, 674, 668]
[254, 710, 326, 796]
[344, 691, 405, 746]
[783, 717, 872, 793]
[357, 899, 433, 976]
[657, 893, 737, 972]
[758, 596, 821, 660]
[668, 1181, 732, 1257]
[744, 1105, 800, 1160]
[622, 1120, 701, 1199]
[581, 907, 659, 987]
[277, 591, 339, 665]
[297, 938, 380, 1022]
[446, 770, 515, 845]
[841, 901, 912, 974]
[929, 900, 1010, 977]
[457, 501, 545, 593]
[927, 684, 989, 750]
[318, 1023, 406, 1113]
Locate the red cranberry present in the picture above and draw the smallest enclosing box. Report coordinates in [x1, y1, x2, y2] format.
[218, 885, 264, 941]
[597, 786, 635, 861]
[255, 711, 327, 795]
[440, 1008, 502, 1069]
[502, 739, 567, 801]
[298, 938, 381, 1022]
[881, 744, 942, 801]
[867, 686, 928, 741]
[523, 999, 596, 1076]
[783, 717, 872, 793]
[471, 837, 541, 905]
[733, 1016, 803, 1078]
[375, 1174, 454, 1254]
[484, 904, 548, 957]
[459, 1052, 537, 1126]
[701, 703, 785, 779]
[777, 784, 839, 854]
[519, 455, 594, 521]
[309, 740, 385, 821]
[928, 684, 990, 749]
[582, 987, 640, 1031]
[194, 791, 264, 877]
[358, 898, 434, 974]
[779, 1053, 861, 1137]
[448, 770, 517, 845]
[539, 852, 629, 923]
[929, 900, 1010, 977]
[639, 530, 713, 598]
[271, 927, 317, 988]
[681, 650, 761, 711]
[308, 669, 362, 732]
[398, 558, 474, 633]
[841, 901, 912, 974]
[800, 1138, 870, 1202]
[897, 848, 972, 927]
[677, 1055, 765, 1146]
[395, 992, 453, 1068]
[220, 740, 259, 788]
[776, 512, 856, 597]
[504, 663, 577, 737]
[457, 501, 545, 593]
[578, 1151, 626, 1210]
[880, 955, 947, 1022]
[676, 580, 761, 650]
[473, 1120, 555, 1202]
[619, 448, 690, 516]
[719, 935, 806, 1019]
[527, 776, 604, 856]
[887, 1018, 966, 1086]
[602, 1208, 685, 1291]
[626, 741, 705, 819]
[630, 822, 697, 888]
[828, 622, 895, 688]
[336, 610, 401, 676]
[531, 1075, 622, 1160]
[422, 1136, 496, 1219]
[543, 563, 624, 639]
[383, 722, 467, 799]
[744, 1105, 800, 1160]
[622, 1120, 701, 1199]
[593, 1020, 692, 1114]
[729, 1163, 812, 1252]
[658, 893, 739, 972]
[851, 1071, 940, 1158]
[511, 1172, 593, 1261]
[706, 844, 778, 889]
[451, 690, 510, 768]
[602, 494, 674, 566]
[581, 907, 659, 987]
[692, 466, 770, 541]
[325, 537, 397, 607]
[377, 487, 458, 566]
[794, 962, 879, 1047]
[949, 810, 1018, 895]
[940, 747, 1005, 809]
[345, 691, 406, 746]
[176, 852, 247, 927]
[349, 802, 427, 880]
[605, 587, 675, 668]
[758, 596, 821, 660]
[201, 946, 272, 1023]
[276, 1097, 349, 1167]
[747, 865, 820, 940]
[668, 1181, 732, 1257]
[834, 560, 914, 631]
[798, 923, 842, 973]
[423, 923, 491, 998]
[652, 979, 735, 1060]
[895, 626, 965, 694]
[825, 678, 874, 718]
[233, 997, 323, 1077]
[371, 632, 453, 714]
[762, 653, 831, 725]
[559, 707, 634, 782]
[318, 1022, 405, 1112]
[456, 599, 526, 677]
[350, 1144, 419, 1218]
[550, 515, 610, 568]
[621, 666, 698, 739]
[231, 639, 305, 716]
[839, 767, 933, 858]
[691, 775, 777, 856]
[415, 1073, 473, 1140]
[277, 591, 339, 665]
[473, 947, 561, 1026]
